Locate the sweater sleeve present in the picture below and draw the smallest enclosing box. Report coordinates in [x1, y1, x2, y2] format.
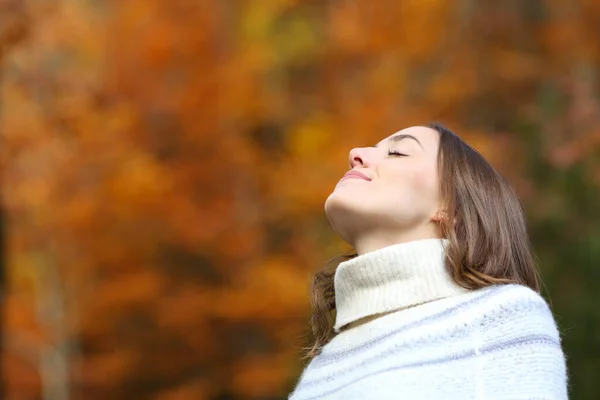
[476, 285, 569, 400]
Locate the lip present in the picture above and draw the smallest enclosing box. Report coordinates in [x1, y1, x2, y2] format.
[340, 170, 372, 182]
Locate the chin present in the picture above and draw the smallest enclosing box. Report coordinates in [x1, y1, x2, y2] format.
[325, 191, 372, 225]
[324, 190, 349, 214]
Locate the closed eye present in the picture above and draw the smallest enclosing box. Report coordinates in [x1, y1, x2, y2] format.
[388, 150, 408, 157]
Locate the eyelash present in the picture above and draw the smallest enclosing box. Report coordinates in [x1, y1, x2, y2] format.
[388, 150, 408, 157]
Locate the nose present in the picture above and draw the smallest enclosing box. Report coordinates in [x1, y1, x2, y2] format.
[348, 147, 372, 169]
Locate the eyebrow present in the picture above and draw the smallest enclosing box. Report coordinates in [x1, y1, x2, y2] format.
[373, 134, 424, 149]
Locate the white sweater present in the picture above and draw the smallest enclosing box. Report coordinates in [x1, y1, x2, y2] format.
[289, 239, 568, 400]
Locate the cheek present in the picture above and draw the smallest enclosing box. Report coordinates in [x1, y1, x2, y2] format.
[412, 167, 439, 204]
[393, 166, 439, 204]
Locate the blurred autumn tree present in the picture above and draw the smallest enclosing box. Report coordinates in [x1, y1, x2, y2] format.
[1, 1, 29, 399]
[1, 1, 599, 400]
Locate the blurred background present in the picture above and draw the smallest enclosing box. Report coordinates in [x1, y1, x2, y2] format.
[1, 0, 599, 399]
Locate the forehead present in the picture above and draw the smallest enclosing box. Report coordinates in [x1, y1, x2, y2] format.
[375, 126, 439, 149]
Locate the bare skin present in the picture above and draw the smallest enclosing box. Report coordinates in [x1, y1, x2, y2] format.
[324, 126, 445, 257]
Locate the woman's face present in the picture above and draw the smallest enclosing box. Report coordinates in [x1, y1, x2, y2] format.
[324, 126, 442, 250]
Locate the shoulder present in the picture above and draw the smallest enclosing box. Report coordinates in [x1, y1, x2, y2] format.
[476, 283, 556, 321]
[471, 286, 569, 398]
[474, 284, 560, 347]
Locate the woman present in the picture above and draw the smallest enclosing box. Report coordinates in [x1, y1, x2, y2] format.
[288, 123, 568, 399]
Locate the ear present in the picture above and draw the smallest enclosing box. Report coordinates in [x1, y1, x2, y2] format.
[431, 210, 448, 223]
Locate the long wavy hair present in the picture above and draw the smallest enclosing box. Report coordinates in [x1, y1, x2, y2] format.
[302, 122, 541, 359]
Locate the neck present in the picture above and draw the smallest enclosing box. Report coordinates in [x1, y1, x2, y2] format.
[333, 238, 469, 332]
[350, 226, 443, 255]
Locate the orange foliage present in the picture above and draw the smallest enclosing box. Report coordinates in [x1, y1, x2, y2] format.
[2, 0, 600, 399]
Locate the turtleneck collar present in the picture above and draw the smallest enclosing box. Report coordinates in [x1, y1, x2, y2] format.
[333, 238, 470, 332]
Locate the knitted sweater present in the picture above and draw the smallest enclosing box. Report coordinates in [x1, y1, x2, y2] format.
[289, 238, 568, 400]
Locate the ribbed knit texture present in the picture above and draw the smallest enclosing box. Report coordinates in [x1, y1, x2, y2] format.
[334, 238, 468, 332]
[289, 239, 568, 400]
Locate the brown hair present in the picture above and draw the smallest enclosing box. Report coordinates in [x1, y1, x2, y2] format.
[302, 122, 541, 359]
